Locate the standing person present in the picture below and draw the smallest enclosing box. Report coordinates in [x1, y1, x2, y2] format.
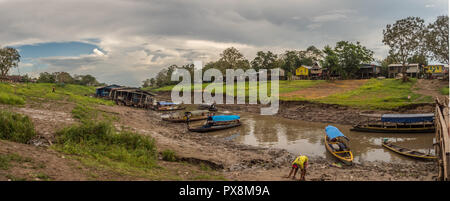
[285, 155, 308, 181]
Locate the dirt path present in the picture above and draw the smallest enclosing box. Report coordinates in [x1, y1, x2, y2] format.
[412, 79, 448, 101]
[280, 80, 368, 99]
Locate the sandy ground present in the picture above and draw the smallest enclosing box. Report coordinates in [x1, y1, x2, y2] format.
[0, 98, 439, 181]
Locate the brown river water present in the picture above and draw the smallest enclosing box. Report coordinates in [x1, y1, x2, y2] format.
[190, 111, 436, 164]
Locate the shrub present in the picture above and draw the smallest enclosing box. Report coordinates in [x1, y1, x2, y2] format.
[0, 92, 25, 105]
[161, 149, 177, 162]
[0, 111, 36, 143]
[55, 121, 157, 168]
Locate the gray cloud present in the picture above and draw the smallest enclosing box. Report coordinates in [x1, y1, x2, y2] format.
[0, 0, 448, 86]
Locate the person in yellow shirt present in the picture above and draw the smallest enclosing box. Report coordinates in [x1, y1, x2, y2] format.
[285, 155, 308, 181]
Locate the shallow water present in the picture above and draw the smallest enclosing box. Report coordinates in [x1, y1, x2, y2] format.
[205, 111, 436, 164]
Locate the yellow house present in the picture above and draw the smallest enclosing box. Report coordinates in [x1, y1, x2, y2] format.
[295, 66, 311, 76]
[424, 65, 444, 74]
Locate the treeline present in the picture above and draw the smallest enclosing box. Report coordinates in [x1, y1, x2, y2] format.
[144, 15, 448, 87]
[144, 41, 373, 88]
[37, 72, 100, 86]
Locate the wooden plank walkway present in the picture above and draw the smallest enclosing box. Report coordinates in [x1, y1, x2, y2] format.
[435, 97, 450, 180]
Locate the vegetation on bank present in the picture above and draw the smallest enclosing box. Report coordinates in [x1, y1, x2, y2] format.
[149, 78, 432, 109]
[0, 82, 113, 106]
[55, 121, 158, 170]
[316, 78, 432, 109]
[440, 86, 449, 95]
[0, 111, 36, 143]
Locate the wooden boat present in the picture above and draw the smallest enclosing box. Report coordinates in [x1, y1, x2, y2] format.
[198, 103, 218, 112]
[187, 115, 241, 133]
[161, 110, 211, 123]
[351, 113, 435, 133]
[382, 139, 437, 160]
[324, 125, 353, 165]
[154, 101, 185, 111]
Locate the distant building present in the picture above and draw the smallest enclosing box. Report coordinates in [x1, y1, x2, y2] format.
[387, 63, 420, 78]
[357, 64, 381, 79]
[95, 84, 122, 97]
[423, 64, 449, 79]
[294, 61, 323, 80]
[0, 75, 26, 83]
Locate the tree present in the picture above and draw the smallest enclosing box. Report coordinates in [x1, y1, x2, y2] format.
[55, 72, 74, 84]
[383, 17, 426, 81]
[37, 72, 56, 83]
[334, 41, 374, 79]
[281, 50, 300, 79]
[217, 47, 250, 73]
[251, 51, 279, 71]
[425, 15, 449, 64]
[74, 74, 99, 86]
[0, 47, 21, 77]
[142, 79, 151, 88]
[321, 45, 340, 80]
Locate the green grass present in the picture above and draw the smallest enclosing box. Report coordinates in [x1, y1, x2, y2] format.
[316, 78, 432, 109]
[0, 153, 33, 170]
[0, 83, 113, 106]
[0, 110, 36, 143]
[54, 121, 158, 171]
[161, 149, 177, 162]
[440, 86, 449, 95]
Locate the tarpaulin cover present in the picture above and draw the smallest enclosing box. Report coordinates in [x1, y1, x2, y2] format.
[158, 101, 178, 106]
[381, 113, 434, 123]
[325, 125, 347, 140]
[208, 115, 240, 122]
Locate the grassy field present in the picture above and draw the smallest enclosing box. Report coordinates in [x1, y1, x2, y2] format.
[440, 86, 449, 95]
[316, 78, 433, 109]
[150, 78, 433, 110]
[0, 83, 113, 106]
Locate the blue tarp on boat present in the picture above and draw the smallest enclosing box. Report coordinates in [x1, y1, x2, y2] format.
[325, 125, 347, 140]
[208, 115, 240, 122]
[381, 113, 434, 123]
[158, 101, 178, 106]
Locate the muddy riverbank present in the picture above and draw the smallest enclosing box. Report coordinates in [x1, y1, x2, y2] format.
[0, 99, 438, 181]
[155, 91, 435, 125]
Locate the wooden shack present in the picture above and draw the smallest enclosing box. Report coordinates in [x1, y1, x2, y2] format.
[109, 87, 155, 109]
[388, 63, 420, 78]
[357, 64, 381, 79]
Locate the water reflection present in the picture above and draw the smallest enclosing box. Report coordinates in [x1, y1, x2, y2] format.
[209, 112, 436, 164]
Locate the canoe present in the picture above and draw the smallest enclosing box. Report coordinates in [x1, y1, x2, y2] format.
[188, 122, 241, 133]
[352, 113, 435, 133]
[162, 110, 210, 123]
[382, 140, 437, 160]
[350, 125, 435, 133]
[187, 115, 241, 133]
[324, 126, 353, 165]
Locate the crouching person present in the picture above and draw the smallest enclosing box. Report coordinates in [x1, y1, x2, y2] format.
[286, 155, 308, 181]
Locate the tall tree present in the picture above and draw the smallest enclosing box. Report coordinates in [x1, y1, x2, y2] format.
[281, 50, 301, 79]
[321, 45, 340, 80]
[251, 51, 279, 71]
[0, 47, 21, 77]
[218, 47, 250, 73]
[425, 15, 449, 64]
[383, 17, 426, 81]
[334, 41, 374, 78]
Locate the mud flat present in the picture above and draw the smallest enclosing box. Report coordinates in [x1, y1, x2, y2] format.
[0, 100, 438, 181]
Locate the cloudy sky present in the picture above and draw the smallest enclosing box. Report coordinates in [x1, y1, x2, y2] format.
[0, 0, 448, 86]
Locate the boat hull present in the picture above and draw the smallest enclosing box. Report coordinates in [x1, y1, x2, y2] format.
[382, 141, 437, 160]
[188, 122, 241, 133]
[163, 116, 207, 123]
[350, 126, 435, 133]
[324, 134, 353, 165]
